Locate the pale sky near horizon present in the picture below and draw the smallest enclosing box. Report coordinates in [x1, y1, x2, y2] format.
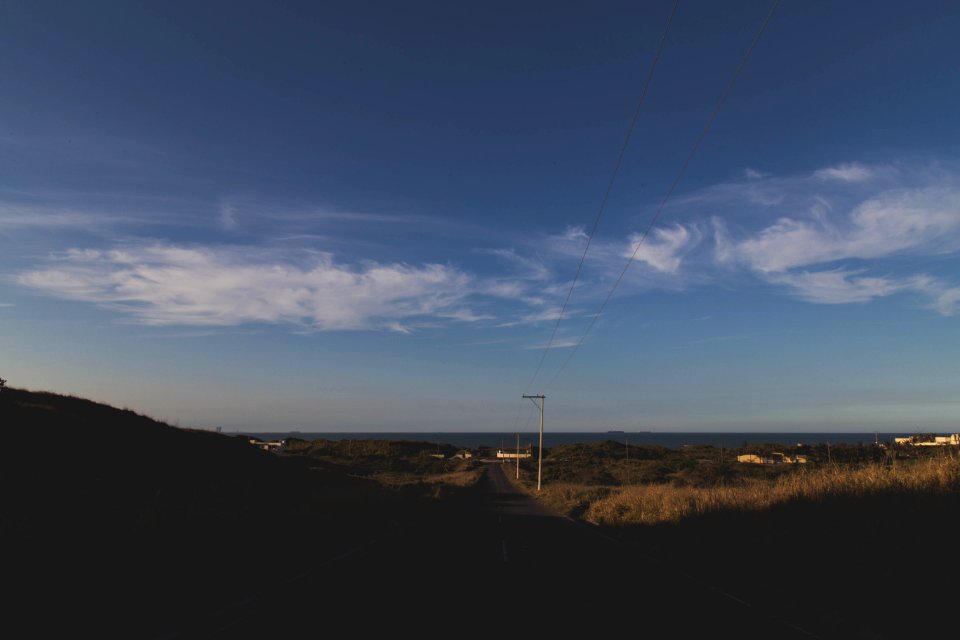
[2, 1, 959, 432]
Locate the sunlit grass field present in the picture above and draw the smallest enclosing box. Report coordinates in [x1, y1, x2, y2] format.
[523, 452, 960, 525]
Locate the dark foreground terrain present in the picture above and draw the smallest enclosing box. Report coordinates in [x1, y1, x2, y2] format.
[1, 387, 398, 638]
[3, 387, 956, 639]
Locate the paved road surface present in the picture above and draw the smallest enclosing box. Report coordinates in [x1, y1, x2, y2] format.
[178, 463, 816, 638]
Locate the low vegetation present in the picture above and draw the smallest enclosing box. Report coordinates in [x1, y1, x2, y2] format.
[563, 455, 959, 525]
[282, 437, 483, 498]
[511, 440, 960, 638]
[512, 439, 958, 524]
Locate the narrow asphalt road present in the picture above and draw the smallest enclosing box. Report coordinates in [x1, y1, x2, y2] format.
[179, 464, 817, 638]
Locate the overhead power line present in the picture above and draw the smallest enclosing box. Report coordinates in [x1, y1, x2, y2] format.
[523, 0, 680, 395]
[545, 0, 781, 389]
[508, 395, 536, 436]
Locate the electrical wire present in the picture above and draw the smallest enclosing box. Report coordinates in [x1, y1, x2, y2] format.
[545, 0, 781, 390]
[522, 0, 680, 395]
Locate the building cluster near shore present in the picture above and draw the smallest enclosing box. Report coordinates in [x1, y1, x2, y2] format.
[894, 434, 960, 447]
[736, 452, 809, 465]
[243, 433, 960, 461]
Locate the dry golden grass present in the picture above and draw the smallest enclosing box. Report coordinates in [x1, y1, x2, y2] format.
[371, 468, 483, 491]
[537, 456, 960, 526]
[526, 482, 611, 516]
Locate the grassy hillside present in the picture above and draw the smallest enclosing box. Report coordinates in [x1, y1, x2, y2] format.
[283, 437, 482, 496]
[509, 442, 960, 638]
[0, 387, 398, 637]
[522, 443, 959, 524]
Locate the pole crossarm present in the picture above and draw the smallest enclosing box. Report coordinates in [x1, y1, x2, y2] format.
[522, 394, 544, 409]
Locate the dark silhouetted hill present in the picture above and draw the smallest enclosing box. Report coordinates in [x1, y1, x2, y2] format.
[0, 387, 389, 638]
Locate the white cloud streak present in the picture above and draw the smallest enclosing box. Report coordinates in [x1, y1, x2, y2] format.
[541, 221, 707, 295]
[813, 162, 874, 182]
[627, 224, 701, 274]
[10, 161, 960, 328]
[497, 306, 566, 328]
[702, 164, 960, 313]
[219, 200, 237, 230]
[769, 270, 931, 304]
[718, 186, 960, 274]
[216, 200, 447, 232]
[932, 287, 960, 316]
[523, 338, 579, 350]
[17, 244, 489, 330]
[0, 205, 122, 230]
[483, 248, 551, 281]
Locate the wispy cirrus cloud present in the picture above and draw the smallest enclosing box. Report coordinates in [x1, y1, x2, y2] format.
[0, 205, 127, 231]
[483, 248, 551, 281]
[768, 270, 960, 316]
[931, 287, 960, 316]
[519, 161, 960, 315]
[11, 161, 960, 333]
[715, 186, 960, 273]
[813, 162, 874, 182]
[0, 194, 441, 237]
[497, 306, 566, 328]
[16, 244, 490, 330]
[261, 207, 436, 227]
[768, 270, 933, 305]
[523, 338, 579, 349]
[544, 222, 704, 289]
[218, 199, 238, 230]
[626, 224, 703, 274]
[477, 280, 547, 307]
[214, 197, 448, 234]
[676, 161, 960, 314]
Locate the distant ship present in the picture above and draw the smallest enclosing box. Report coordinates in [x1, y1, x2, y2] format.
[607, 430, 625, 433]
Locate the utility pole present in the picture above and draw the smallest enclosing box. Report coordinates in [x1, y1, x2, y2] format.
[516, 433, 520, 480]
[625, 435, 630, 485]
[522, 394, 545, 491]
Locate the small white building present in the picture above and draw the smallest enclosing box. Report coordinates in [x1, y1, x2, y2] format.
[497, 446, 532, 460]
[895, 434, 960, 446]
[737, 452, 808, 465]
[248, 438, 286, 453]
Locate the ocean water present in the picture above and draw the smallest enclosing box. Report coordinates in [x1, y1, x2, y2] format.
[239, 431, 908, 450]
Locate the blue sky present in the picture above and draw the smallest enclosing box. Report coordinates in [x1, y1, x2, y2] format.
[2, 1, 959, 432]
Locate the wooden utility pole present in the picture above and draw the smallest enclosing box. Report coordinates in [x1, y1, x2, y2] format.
[516, 433, 520, 480]
[626, 435, 630, 485]
[522, 394, 545, 491]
